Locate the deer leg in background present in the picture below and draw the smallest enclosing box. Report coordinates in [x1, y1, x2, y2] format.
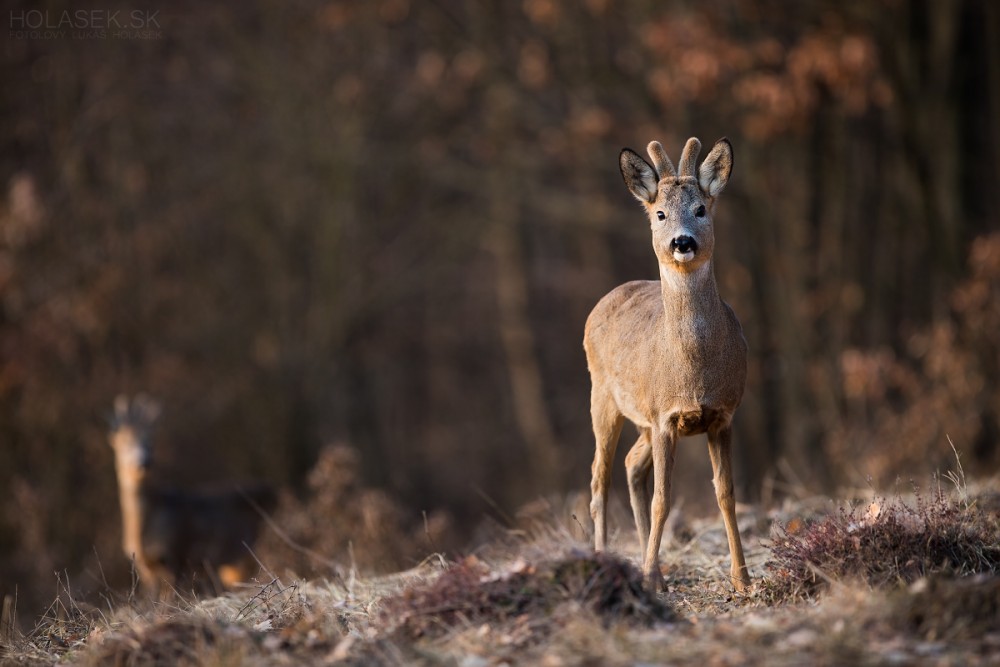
[589, 389, 624, 551]
[625, 430, 652, 556]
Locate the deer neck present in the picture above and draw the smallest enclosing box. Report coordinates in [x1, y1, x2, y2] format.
[658, 260, 723, 343]
[115, 467, 147, 561]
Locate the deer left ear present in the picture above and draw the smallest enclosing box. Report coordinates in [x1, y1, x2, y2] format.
[698, 138, 733, 198]
[133, 393, 162, 423]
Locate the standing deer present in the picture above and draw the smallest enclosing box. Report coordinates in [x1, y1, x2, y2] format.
[584, 137, 750, 591]
[108, 394, 275, 597]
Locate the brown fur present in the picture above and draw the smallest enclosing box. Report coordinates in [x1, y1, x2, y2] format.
[108, 395, 275, 597]
[584, 137, 750, 591]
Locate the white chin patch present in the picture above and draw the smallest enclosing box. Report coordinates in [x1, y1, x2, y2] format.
[673, 250, 695, 263]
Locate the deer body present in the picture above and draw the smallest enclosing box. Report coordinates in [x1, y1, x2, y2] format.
[109, 395, 274, 596]
[585, 137, 750, 591]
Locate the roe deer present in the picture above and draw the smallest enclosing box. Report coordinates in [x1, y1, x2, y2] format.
[584, 137, 750, 591]
[108, 394, 276, 596]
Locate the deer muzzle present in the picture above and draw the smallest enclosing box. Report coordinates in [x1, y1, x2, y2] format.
[670, 235, 698, 262]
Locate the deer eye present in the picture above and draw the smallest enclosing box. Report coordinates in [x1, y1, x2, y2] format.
[656, 211, 665, 221]
[695, 205, 706, 218]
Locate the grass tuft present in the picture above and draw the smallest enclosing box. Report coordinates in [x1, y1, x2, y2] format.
[86, 618, 251, 666]
[378, 549, 674, 639]
[764, 486, 1000, 601]
[891, 574, 1000, 642]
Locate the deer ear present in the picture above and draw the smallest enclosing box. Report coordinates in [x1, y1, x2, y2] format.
[133, 393, 162, 423]
[698, 138, 733, 198]
[620, 149, 659, 203]
[114, 395, 130, 423]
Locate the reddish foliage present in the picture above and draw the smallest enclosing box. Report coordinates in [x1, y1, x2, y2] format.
[765, 489, 1000, 600]
[379, 551, 673, 638]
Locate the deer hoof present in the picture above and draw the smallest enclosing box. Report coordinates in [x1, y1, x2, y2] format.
[644, 570, 665, 593]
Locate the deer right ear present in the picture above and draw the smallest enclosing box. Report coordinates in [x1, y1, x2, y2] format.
[620, 149, 659, 204]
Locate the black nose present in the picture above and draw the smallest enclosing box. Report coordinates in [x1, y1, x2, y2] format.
[670, 235, 697, 254]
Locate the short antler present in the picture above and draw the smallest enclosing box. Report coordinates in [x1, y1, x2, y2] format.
[677, 137, 702, 178]
[646, 141, 676, 180]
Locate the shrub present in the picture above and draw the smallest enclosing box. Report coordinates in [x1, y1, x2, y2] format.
[378, 550, 673, 639]
[764, 487, 1000, 601]
[255, 444, 452, 579]
[829, 233, 1000, 482]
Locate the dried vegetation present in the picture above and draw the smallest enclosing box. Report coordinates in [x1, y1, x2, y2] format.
[4, 475, 1000, 665]
[254, 444, 453, 579]
[378, 550, 673, 641]
[765, 482, 1000, 601]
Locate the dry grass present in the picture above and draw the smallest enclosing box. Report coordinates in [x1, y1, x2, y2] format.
[378, 550, 673, 641]
[4, 480, 1000, 666]
[764, 483, 1000, 601]
[254, 444, 454, 580]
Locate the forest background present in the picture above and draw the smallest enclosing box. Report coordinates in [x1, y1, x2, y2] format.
[1, 0, 998, 623]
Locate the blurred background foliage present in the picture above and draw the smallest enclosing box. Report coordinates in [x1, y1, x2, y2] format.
[1, 0, 998, 620]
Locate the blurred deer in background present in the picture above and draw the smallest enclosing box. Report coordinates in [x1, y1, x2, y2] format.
[108, 394, 276, 597]
[584, 137, 750, 591]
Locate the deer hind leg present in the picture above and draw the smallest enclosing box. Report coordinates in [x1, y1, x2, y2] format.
[708, 424, 750, 591]
[589, 389, 624, 552]
[145, 564, 175, 601]
[625, 430, 652, 556]
[130, 554, 166, 600]
[643, 426, 677, 591]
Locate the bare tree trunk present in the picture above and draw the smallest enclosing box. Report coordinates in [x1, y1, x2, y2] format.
[489, 166, 561, 490]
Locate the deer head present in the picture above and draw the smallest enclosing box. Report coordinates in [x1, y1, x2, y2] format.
[109, 394, 161, 485]
[619, 137, 733, 275]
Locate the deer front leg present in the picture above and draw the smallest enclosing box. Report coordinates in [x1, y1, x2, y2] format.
[625, 430, 652, 556]
[643, 426, 677, 590]
[708, 424, 750, 591]
[589, 389, 624, 551]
